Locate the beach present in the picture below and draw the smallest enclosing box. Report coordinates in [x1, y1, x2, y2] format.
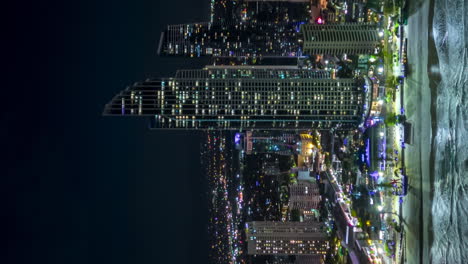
[401, 0, 434, 263]
[403, 0, 468, 262]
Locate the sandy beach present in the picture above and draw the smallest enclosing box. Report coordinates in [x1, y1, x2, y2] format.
[401, 0, 435, 263]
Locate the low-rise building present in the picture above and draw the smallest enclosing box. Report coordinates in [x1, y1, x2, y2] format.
[247, 221, 328, 256]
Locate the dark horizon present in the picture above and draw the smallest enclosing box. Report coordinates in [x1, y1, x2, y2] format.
[6, 1, 211, 263]
[6, 0, 468, 263]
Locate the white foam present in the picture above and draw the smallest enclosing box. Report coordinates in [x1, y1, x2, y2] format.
[431, 0, 468, 261]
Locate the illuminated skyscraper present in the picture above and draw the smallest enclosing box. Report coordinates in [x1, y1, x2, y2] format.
[300, 23, 380, 55]
[158, 22, 302, 58]
[158, 22, 380, 58]
[246, 221, 328, 255]
[103, 66, 372, 130]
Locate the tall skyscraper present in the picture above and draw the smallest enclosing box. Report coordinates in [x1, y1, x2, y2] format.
[158, 21, 302, 58]
[300, 23, 380, 55]
[246, 221, 328, 255]
[103, 66, 372, 130]
[158, 21, 380, 57]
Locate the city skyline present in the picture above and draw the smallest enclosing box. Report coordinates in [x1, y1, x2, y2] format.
[103, 1, 382, 263]
[159, 22, 380, 58]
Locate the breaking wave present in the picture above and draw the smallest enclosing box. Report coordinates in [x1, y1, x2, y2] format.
[430, 0, 468, 262]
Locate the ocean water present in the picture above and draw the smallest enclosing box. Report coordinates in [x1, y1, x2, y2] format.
[430, 0, 468, 262]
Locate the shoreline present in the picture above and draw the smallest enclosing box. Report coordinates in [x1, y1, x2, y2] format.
[426, 0, 440, 260]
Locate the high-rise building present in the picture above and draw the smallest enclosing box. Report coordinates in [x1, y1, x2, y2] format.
[158, 22, 381, 58]
[158, 21, 302, 58]
[103, 66, 372, 130]
[300, 23, 380, 55]
[246, 221, 328, 255]
[160, 0, 311, 58]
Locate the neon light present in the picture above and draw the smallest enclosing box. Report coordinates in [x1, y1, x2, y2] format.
[366, 139, 370, 166]
[234, 133, 241, 144]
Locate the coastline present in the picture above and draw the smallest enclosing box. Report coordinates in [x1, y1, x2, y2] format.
[425, 0, 440, 261]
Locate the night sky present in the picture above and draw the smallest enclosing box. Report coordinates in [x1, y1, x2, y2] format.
[5, 1, 210, 263]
